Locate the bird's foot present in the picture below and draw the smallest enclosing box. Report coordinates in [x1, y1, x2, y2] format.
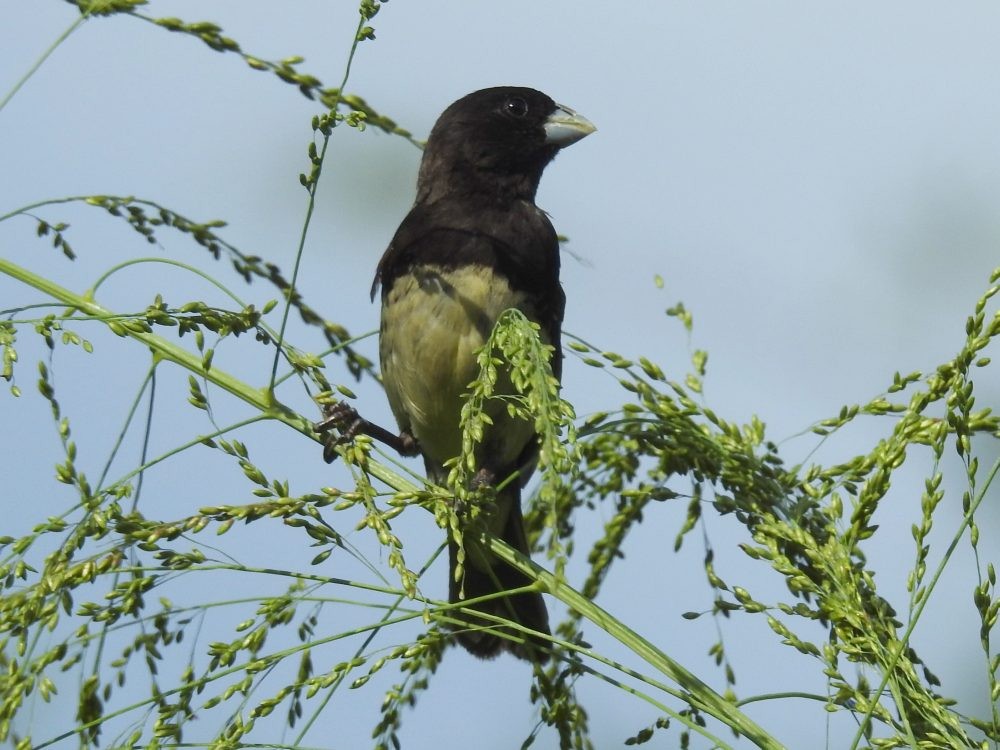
[314, 401, 363, 463]
[314, 401, 419, 463]
[449, 468, 499, 519]
[471, 467, 497, 490]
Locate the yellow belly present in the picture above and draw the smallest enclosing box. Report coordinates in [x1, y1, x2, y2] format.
[380, 264, 538, 471]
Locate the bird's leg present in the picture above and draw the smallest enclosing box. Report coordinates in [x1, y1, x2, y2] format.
[471, 467, 497, 490]
[446, 468, 498, 519]
[314, 401, 419, 463]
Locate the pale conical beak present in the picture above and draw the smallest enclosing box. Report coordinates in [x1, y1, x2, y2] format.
[543, 104, 596, 146]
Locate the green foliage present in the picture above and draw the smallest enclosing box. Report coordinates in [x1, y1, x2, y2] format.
[2, 4, 999, 750]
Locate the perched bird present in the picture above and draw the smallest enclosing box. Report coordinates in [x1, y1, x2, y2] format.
[370, 87, 594, 660]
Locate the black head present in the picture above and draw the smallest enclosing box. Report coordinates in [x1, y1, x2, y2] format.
[415, 86, 595, 204]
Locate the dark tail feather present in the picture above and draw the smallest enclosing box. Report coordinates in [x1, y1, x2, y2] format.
[447, 489, 551, 662]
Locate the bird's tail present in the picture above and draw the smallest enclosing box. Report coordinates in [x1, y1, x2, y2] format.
[447, 486, 551, 662]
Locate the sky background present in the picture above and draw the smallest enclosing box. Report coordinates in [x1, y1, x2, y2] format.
[2, 2, 999, 748]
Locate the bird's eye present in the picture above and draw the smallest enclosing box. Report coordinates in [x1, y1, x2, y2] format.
[504, 96, 529, 118]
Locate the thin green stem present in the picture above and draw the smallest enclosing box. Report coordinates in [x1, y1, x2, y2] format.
[2, 255, 278, 408]
[735, 691, 830, 707]
[90, 257, 243, 306]
[268, 11, 368, 391]
[1, 253, 423, 493]
[849, 455, 1000, 750]
[0, 14, 87, 114]
[95, 361, 156, 490]
[88, 256, 292, 347]
[435, 602, 736, 747]
[885, 676, 919, 750]
[0, 196, 88, 223]
[34, 606, 426, 749]
[573, 660, 735, 749]
[105, 413, 267, 497]
[486, 536, 784, 749]
[56, 591, 427, 666]
[272, 328, 378, 388]
[90, 361, 157, 689]
[292, 544, 444, 746]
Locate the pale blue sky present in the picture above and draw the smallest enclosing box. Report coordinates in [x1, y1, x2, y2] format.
[2, 2, 999, 748]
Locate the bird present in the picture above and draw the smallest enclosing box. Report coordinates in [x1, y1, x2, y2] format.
[365, 86, 594, 660]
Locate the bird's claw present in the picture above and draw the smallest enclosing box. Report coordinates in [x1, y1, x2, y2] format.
[471, 468, 497, 489]
[314, 402, 363, 463]
[314, 401, 420, 461]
